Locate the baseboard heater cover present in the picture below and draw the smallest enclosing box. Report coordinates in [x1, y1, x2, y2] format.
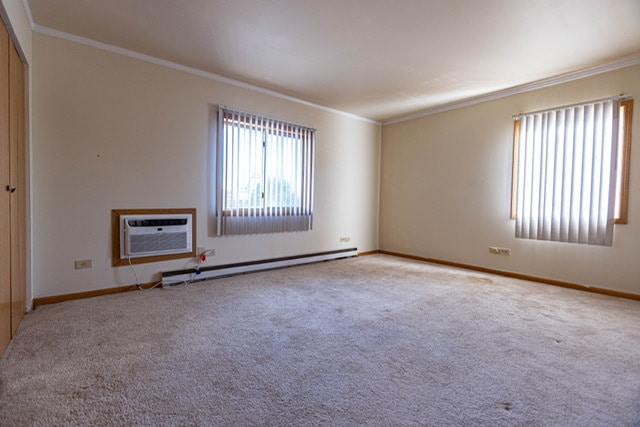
[162, 248, 358, 286]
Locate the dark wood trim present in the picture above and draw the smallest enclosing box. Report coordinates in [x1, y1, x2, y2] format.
[379, 250, 640, 302]
[111, 208, 197, 267]
[32, 281, 158, 308]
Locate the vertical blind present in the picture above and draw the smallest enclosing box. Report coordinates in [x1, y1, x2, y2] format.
[513, 98, 620, 246]
[216, 107, 315, 236]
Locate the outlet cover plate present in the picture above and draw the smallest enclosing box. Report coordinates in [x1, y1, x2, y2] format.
[75, 259, 92, 269]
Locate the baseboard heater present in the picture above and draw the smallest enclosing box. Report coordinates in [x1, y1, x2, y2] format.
[161, 247, 358, 286]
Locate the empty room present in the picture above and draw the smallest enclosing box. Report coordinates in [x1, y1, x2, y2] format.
[1, 0, 640, 425]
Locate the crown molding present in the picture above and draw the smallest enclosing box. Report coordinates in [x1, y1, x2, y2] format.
[32, 24, 380, 125]
[21, 0, 35, 29]
[383, 54, 640, 126]
[27, 16, 640, 128]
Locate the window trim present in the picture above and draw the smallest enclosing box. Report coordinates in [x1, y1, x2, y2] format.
[615, 99, 633, 224]
[510, 98, 633, 225]
[510, 118, 521, 221]
[215, 106, 316, 236]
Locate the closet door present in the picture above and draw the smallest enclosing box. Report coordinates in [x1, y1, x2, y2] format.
[0, 19, 10, 353]
[9, 37, 24, 334]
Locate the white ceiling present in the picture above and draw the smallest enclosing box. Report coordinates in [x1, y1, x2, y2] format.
[25, 0, 640, 123]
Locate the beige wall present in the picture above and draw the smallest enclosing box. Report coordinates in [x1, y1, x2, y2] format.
[31, 32, 380, 298]
[381, 65, 640, 294]
[25, 24, 640, 299]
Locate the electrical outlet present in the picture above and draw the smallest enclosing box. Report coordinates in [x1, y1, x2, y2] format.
[489, 246, 511, 256]
[74, 259, 92, 269]
[204, 249, 215, 256]
[339, 236, 351, 243]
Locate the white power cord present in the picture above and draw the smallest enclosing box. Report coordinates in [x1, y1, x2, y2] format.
[127, 254, 197, 291]
[127, 255, 141, 287]
[127, 255, 163, 291]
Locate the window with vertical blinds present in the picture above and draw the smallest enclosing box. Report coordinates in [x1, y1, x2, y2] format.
[511, 96, 632, 246]
[215, 106, 315, 236]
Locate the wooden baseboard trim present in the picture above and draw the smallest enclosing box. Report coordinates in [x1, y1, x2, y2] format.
[358, 250, 379, 256]
[32, 281, 157, 308]
[33, 250, 640, 307]
[378, 250, 640, 302]
[35, 249, 362, 307]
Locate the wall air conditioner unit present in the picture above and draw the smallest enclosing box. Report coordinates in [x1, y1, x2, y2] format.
[120, 213, 193, 259]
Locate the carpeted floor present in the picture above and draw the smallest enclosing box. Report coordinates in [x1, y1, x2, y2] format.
[1, 254, 639, 426]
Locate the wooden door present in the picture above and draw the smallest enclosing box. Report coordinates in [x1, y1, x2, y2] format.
[0, 19, 10, 353]
[9, 37, 24, 334]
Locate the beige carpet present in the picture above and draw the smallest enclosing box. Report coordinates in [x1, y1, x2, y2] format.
[1, 254, 639, 426]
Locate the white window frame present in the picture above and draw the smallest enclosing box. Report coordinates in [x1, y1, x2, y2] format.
[215, 106, 315, 236]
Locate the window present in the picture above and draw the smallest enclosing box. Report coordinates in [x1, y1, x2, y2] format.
[511, 97, 633, 246]
[215, 106, 315, 235]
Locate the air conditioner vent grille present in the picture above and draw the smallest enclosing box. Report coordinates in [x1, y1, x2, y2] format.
[129, 232, 188, 255]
